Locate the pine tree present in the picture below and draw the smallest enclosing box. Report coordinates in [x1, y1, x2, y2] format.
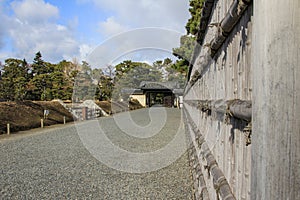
[172, 0, 205, 76]
[0, 58, 30, 100]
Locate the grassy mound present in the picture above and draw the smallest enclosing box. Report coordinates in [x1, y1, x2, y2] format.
[0, 101, 73, 134]
[95, 99, 144, 114]
[129, 99, 144, 110]
[95, 101, 112, 114]
[0, 100, 144, 135]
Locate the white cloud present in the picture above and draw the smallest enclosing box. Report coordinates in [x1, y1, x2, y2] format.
[11, 0, 59, 24]
[0, 0, 82, 63]
[99, 17, 129, 37]
[0, 26, 5, 50]
[0, 2, 9, 50]
[7, 19, 79, 62]
[87, 28, 181, 69]
[0, 51, 10, 63]
[90, 0, 190, 33]
[81, 0, 190, 66]
[79, 44, 95, 61]
[0, 0, 190, 63]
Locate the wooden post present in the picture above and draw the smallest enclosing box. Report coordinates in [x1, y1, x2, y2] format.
[251, 0, 300, 199]
[82, 107, 88, 120]
[41, 119, 44, 128]
[7, 123, 10, 135]
[63, 116, 66, 124]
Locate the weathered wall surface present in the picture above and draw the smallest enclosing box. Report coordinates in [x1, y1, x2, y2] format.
[184, 0, 300, 199]
[184, 0, 253, 199]
[251, 0, 300, 199]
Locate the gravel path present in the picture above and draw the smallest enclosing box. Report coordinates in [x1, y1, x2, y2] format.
[0, 108, 193, 199]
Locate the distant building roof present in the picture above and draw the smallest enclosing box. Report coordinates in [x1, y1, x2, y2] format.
[121, 82, 184, 96]
[139, 81, 179, 90]
[121, 88, 144, 95]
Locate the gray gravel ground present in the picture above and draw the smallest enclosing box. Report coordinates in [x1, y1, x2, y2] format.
[0, 108, 193, 199]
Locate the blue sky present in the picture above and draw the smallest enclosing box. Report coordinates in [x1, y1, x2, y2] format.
[0, 0, 190, 67]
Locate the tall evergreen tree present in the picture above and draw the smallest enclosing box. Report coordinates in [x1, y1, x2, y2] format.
[0, 58, 30, 100]
[32, 51, 46, 75]
[72, 61, 95, 101]
[185, 0, 205, 35]
[172, 0, 205, 77]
